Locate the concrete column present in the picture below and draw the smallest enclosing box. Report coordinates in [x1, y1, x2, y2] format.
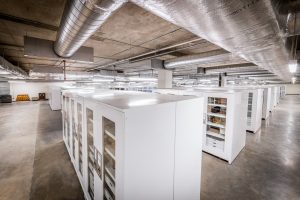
[218, 73, 227, 87]
[158, 69, 172, 88]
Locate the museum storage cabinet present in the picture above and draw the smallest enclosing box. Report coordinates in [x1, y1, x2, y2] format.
[261, 87, 272, 120]
[280, 85, 286, 98]
[200, 89, 247, 164]
[62, 90, 204, 200]
[49, 86, 62, 110]
[154, 88, 247, 164]
[246, 88, 263, 132]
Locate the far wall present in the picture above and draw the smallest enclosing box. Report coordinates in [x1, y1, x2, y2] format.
[286, 84, 300, 95]
[9, 82, 70, 101]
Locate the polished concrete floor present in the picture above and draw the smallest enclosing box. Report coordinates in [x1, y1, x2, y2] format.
[201, 95, 300, 200]
[0, 101, 84, 200]
[0, 96, 299, 200]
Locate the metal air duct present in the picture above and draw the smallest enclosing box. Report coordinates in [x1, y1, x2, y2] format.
[0, 56, 27, 78]
[132, 0, 291, 81]
[164, 50, 246, 69]
[54, 0, 126, 57]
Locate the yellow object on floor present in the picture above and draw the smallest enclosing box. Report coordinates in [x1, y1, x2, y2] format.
[16, 94, 30, 101]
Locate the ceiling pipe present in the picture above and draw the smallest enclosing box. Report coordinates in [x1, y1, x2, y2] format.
[203, 63, 257, 72]
[164, 50, 245, 69]
[54, 0, 126, 57]
[131, 0, 291, 81]
[87, 37, 203, 71]
[0, 56, 27, 77]
[226, 70, 270, 76]
[55, 0, 291, 81]
[238, 73, 276, 77]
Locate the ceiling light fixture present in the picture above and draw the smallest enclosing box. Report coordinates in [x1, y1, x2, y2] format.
[289, 61, 297, 73]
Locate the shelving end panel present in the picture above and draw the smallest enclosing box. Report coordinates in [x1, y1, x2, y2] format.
[173, 97, 203, 200]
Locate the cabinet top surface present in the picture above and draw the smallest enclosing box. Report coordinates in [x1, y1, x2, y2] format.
[83, 90, 201, 110]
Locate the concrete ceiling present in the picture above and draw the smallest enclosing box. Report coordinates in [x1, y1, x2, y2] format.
[0, 0, 267, 79]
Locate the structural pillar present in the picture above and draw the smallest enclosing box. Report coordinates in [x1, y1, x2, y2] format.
[158, 69, 172, 88]
[218, 73, 227, 87]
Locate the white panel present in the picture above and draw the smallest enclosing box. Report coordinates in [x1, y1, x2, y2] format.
[0, 82, 10, 95]
[123, 103, 176, 200]
[230, 92, 247, 163]
[174, 98, 203, 200]
[49, 87, 62, 110]
[254, 89, 263, 132]
[262, 88, 271, 119]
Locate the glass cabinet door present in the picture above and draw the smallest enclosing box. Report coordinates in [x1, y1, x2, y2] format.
[71, 99, 76, 159]
[103, 117, 116, 200]
[247, 92, 253, 126]
[77, 103, 83, 175]
[86, 108, 94, 199]
[66, 97, 70, 147]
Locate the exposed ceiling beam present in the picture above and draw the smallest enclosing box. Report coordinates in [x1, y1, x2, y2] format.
[0, 12, 58, 31]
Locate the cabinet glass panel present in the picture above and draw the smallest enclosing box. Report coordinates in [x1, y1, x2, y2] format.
[66, 97, 70, 147]
[86, 108, 94, 199]
[247, 93, 253, 125]
[77, 103, 83, 175]
[71, 99, 76, 159]
[103, 117, 116, 200]
[63, 96, 66, 137]
[208, 97, 227, 106]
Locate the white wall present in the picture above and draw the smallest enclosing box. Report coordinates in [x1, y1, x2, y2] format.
[286, 84, 300, 95]
[9, 82, 70, 101]
[0, 82, 10, 95]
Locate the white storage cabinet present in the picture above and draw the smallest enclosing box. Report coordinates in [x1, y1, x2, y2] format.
[155, 88, 247, 164]
[49, 86, 62, 110]
[280, 85, 286, 98]
[271, 86, 280, 108]
[261, 87, 272, 120]
[201, 90, 247, 164]
[62, 89, 97, 195]
[246, 88, 263, 132]
[64, 90, 204, 200]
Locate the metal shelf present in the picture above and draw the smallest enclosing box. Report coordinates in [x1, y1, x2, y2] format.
[207, 121, 225, 129]
[207, 112, 226, 118]
[208, 103, 227, 108]
[105, 129, 115, 140]
[105, 146, 115, 160]
[206, 131, 225, 140]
